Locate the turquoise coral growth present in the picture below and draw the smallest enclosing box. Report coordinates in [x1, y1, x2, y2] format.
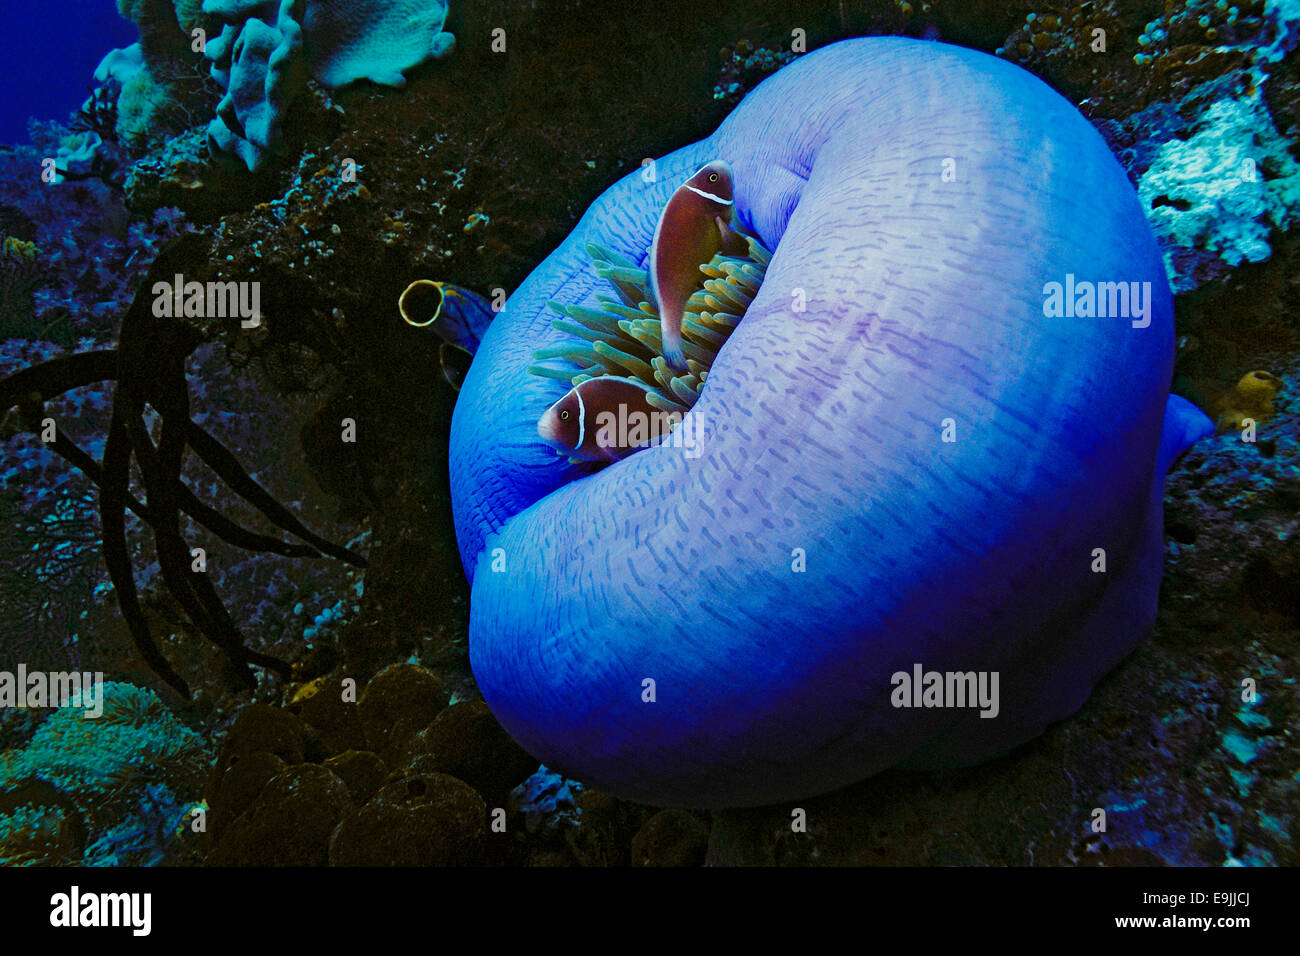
[1138, 93, 1300, 292]
[204, 0, 306, 171]
[201, 0, 456, 170]
[0, 682, 209, 866]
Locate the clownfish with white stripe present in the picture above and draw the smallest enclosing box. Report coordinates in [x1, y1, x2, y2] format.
[537, 377, 666, 462]
[650, 159, 749, 371]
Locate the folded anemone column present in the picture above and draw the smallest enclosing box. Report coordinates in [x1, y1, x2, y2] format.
[449, 37, 1214, 808]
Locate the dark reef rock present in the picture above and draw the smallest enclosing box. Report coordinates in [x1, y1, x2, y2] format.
[1164, 355, 1300, 634]
[328, 772, 486, 866]
[357, 663, 450, 766]
[211, 702, 310, 767]
[205, 750, 288, 846]
[400, 700, 538, 808]
[563, 789, 653, 868]
[206, 764, 353, 867]
[322, 750, 388, 808]
[630, 810, 710, 867]
[290, 673, 367, 756]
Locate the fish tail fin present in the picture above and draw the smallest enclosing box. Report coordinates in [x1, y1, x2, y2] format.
[660, 306, 688, 371]
[662, 335, 688, 372]
[1158, 393, 1214, 474]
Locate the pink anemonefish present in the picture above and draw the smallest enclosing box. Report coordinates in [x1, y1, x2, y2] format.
[537, 377, 673, 462]
[649, 159, 749, 371]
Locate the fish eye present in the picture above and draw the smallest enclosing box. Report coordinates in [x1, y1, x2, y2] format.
[560, 410, 570, 421]
[709, 173, 719, 182]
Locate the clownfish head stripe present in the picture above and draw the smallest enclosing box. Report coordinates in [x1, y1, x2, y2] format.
[683, 184, 733, 205]
[574, 379, 587, 450]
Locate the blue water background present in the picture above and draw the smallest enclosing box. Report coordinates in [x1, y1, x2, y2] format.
[0, 1, 137, 144]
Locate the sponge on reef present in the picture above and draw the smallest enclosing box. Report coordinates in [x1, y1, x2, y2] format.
[1212, 369, 1284, 430]
[205, 0, 306, 171]
[302, 0, 455, 87]
[202, 0, 456, 170]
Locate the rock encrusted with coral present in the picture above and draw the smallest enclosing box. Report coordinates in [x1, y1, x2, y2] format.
[201, 0, 456, 169]
[1, 0, 1297, 866]
[0, 683, 208, 866]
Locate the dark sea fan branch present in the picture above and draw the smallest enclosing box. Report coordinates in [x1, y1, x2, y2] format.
[102, 399, 189, 696]
[185, 420, 367, 567]
[0, 236, 363, 695]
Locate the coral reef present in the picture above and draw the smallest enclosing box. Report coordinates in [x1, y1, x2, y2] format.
[999, 0, 1300, 294]
[205, 762, 352, 865]
[399, 699, 537, 806]
[199, 664, 543, 865]
[91, 7, 219, 152]
[0, 801, 84, 867]
[356, 662, 448, 766]
[200, 0, 455, 170]
[327, 772, 485, 866]
[712, 39, 798, 105]
[54, 132, 113, 186]
[0, 682, 207, 804]
[0, 236, 368, 697]
[1138, 92, 1300, 292]
[1, 0, 1295, 865]
[630, 809, 709, 866]
[0, 682, 209, 865]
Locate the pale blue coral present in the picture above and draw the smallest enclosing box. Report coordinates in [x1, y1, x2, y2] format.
[1138, 92, 1300, 292]
[53, 132, 106, 183]
[202, 0, 456, 170]
[302, 0, 455, 88]
[205, 0, 305, 171]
